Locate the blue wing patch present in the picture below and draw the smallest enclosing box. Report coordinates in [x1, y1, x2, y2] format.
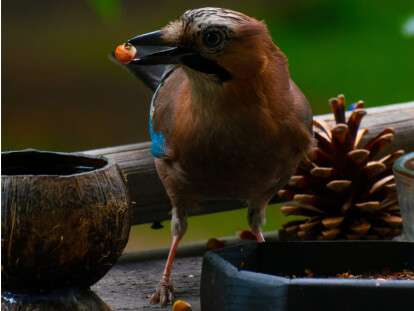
[149, 114, 166, 158]
[148, 68, 174, 158]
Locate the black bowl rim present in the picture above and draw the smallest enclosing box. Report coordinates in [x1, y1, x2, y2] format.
[206, 240, 414, 286]
[1, 149, 114, 178]
[202, 241, 414, 311]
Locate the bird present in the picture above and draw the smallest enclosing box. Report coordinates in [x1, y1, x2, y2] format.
[114, 7, 313, 306]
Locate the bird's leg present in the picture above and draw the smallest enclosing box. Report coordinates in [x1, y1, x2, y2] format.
[150, 206, 187, 306]
[247, 198, 269, 243]
[150, 236, 181, 305]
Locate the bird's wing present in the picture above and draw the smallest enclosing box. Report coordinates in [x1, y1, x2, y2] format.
[290, 79, 313, 132]
[149, 68, 188, 159]
[111, 48, 182, 158]
[110, 46, 174, 92]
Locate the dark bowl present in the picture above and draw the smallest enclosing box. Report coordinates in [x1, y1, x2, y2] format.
[1, 150, 131, 292]
[201, 241, 414, 311]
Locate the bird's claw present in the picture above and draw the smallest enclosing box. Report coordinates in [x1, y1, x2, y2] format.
[149, 279, 175, 306]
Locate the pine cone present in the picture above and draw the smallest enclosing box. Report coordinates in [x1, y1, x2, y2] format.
[279, 95, 404, 240]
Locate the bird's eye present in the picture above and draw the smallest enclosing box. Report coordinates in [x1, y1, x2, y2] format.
[202, 30, 223, 48]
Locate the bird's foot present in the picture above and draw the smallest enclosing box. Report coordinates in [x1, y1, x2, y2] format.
[239, 229, 265, 243]
[149, 279, 175, 306]
[255, 231, 265, 243]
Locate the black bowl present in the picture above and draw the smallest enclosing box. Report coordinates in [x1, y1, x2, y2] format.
[201, 241, 414, 311]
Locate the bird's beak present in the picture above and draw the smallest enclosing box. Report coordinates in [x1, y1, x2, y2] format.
[127, 30, 194, 65]
[126, 30, 232, 82]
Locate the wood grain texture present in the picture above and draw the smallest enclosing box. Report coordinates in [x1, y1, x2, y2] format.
[1, 150, 130, 292]
[93, 256, 203, 311]
[84, 102, 414, 226]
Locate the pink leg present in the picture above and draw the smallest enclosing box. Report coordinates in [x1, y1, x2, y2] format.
[161, 235, 181, 281]
[150, 235, 182, 306]
[248, 197, 270, 244]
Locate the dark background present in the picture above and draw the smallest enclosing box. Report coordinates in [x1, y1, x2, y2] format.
[2, 0, 414, 250]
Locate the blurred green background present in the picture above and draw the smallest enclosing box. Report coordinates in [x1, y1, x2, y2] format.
[2, 0, 414, 252]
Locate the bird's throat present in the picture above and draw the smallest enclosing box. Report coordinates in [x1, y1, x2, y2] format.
[181, 54, 231, 83]
[185, 69, 225, 112]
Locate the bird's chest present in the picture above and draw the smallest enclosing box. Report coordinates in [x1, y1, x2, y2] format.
[174, 120, 289, 197]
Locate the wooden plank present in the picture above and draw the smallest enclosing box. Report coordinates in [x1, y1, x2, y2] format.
[93, 256, 203, 311]
[94, 235, 279, 310]
[84, 102, 414, 225]
[315, 101, 414, 155]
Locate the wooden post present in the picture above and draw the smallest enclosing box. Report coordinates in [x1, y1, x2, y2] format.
[84, 102, 414, 225]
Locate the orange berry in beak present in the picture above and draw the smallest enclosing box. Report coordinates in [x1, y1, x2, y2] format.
[114, 43, 137, 64]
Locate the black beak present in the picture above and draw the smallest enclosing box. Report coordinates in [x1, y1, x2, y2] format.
[126, 29, 232, 82]
[127, 30, 194, 65]
[128, 30, 166, 46]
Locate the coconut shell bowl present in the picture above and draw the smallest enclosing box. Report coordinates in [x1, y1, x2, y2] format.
[1, 150, 131, 310]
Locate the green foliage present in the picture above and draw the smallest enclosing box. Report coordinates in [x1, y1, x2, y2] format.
[260, 0, 414, 114]
[87, 0, 121, 23]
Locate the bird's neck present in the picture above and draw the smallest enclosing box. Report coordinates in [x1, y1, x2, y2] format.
[183, 68, 225, 112]
[182, 52, 292, 118]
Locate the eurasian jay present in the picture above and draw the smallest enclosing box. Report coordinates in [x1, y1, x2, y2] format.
[114, 7, 313, 306]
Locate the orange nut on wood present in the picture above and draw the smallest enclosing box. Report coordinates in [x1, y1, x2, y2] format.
[114, 43, 137, 64]
[172, 299, 192, 311]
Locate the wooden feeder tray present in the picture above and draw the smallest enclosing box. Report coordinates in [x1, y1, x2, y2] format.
[201, 241, 414, 311]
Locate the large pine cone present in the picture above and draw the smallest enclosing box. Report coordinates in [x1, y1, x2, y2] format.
[279, 95, 404, 240]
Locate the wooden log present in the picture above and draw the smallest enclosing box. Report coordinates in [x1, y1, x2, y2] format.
[84, 143, 246, 225]
[84, 102, 414, 226]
